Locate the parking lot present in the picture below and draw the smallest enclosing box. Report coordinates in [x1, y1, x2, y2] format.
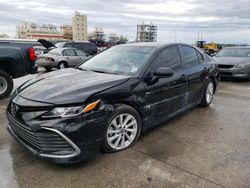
[0, 70, 249, 188]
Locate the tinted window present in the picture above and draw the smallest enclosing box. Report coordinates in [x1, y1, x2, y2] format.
[75, 49, 86, 56]
[151, 46, 181, 71]
[73, 43, 84, 50]
[62, 49, 76, 56]
[64, 43, 73, 47]
[197, 51, 203, 63]
[180, 46, 199, 68]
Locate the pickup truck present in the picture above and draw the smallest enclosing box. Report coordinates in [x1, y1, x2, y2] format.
[0, 42, 37, 99]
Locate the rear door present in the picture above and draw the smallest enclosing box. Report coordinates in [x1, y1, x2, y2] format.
[144, 45, 188, 126]
[179, 45, 207, 106]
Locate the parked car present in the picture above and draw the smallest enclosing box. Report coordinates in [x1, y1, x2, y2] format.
[0, 42, 37, 99]
[38, 39, 98, 56]
[7, 43, 219, 163]
[213, 47, 250, 79]
[55, 41, 98, 55]
[37, 47, 91, 71]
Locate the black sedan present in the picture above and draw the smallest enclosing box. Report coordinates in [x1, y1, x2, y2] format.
[7, 43, 219, 163]
[213, 47, 250, 79]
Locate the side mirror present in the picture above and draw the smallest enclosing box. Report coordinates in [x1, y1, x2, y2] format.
[154, 67, 174, 78]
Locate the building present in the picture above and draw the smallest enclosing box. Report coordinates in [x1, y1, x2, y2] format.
[88, 27, 105, 41]
[60, 25, 73, 40]
[136, 22, 157, 42]
[16, 22, 64, 40]
[108, 33, 119, 42]
[72, 11, 88, 41]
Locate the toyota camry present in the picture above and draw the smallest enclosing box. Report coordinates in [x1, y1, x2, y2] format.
[7, 43, 219, 163]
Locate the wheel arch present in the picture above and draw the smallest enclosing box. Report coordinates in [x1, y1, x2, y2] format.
[113, 101, 144, 128]
[57, 60, 68, 68]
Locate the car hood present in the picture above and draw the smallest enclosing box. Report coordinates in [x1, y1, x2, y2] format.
[17, 68, 130, 105]
[213, 56, 250, 65]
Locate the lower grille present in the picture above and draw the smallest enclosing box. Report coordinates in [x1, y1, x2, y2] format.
[218, 64, 235, 69]
[8, 113, 79, 157]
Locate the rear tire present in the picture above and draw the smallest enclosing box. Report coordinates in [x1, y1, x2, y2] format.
[199, 78, 214, 107]
[0, 70, 13, 100]
[57, 62, 67, 69]
[102, 104, 142, 153]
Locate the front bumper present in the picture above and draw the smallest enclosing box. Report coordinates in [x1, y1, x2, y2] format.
[6, 104, 112, 164]
[219, 67, 250, 79]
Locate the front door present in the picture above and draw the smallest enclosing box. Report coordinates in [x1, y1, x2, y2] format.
[62, 49, 79, 67]
[74, 49, 89, 65]
[143, 45, 188, 127]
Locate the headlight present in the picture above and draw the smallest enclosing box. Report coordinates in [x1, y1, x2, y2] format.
[236, 63, 250, 68]
[42, 100, 101, 118]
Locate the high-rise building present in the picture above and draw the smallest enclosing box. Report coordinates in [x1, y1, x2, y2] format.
[136, 22, 157, 42]
[72, 11, 88, 41]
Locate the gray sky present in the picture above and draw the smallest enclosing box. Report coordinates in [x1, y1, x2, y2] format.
[0, 0, 250, 43]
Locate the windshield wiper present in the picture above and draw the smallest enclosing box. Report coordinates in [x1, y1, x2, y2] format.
[90, 69, 117, 75]
[75, 67, 87, 71]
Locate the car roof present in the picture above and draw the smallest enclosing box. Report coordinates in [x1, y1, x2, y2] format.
[50, 47, 78, 52]
[118, 42, 196, 50]
[57, 41, 91, 44]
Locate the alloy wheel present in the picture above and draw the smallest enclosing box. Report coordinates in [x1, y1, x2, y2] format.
[59, 63, 65, 69]
[0, 76, 7, 95]
[206, 82, 214, 104]
[107, 113, 138, 150]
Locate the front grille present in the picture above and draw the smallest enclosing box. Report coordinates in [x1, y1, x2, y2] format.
[218, 64, 235, 69]
[8, 113, 75, 156]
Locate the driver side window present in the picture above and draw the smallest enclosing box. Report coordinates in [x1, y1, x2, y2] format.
[151, 46, 181, 72]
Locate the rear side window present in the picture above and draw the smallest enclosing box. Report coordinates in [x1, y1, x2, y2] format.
[151, 46, 181, 71]
[180, 46, 199, 68]
[73, 43, 84, 50]
[197, 51, 203, 63]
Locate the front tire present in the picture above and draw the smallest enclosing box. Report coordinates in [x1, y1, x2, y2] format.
[44, 67, 52, 72]
[102, 105, 142, 153]
[0, 70, 13, 100]
[199, 78, 214, 107]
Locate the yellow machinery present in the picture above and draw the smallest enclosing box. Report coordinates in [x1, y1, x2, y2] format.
[195, 41, 219, 55]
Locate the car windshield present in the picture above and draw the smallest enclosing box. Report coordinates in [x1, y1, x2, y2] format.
[55, 42, 65, 48]
[47, 48, 62, 56]
[216, 48, 250, 57]
[79, 46, 154, 75]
